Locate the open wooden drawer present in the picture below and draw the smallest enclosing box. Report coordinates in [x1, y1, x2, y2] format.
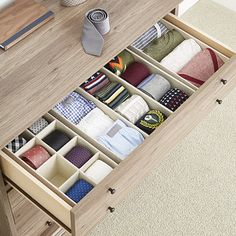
[1, 14, 236, 236]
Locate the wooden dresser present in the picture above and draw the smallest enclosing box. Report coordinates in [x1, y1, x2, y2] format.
[0, 0, 235, 235]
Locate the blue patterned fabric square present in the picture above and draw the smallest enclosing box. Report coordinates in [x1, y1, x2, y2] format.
[65, 179, 93, 203]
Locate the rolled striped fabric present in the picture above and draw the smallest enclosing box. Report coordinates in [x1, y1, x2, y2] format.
[131, 21, 169, 50]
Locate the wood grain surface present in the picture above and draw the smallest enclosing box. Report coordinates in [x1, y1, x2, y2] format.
[0, 0, 181, 148]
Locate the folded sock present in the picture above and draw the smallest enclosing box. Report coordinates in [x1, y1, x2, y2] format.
[135, 110, 166, 134]
[178, 48, 224, 87]
[115, 95, 149, 124]
[80, 72, 110, 95]
[159, 88, 189, 111]
[143, 29, 185, 62]
[54, 92, 96, 125]
[106, 50, 134, 76]
[77, 108, 114, 139]
[160, 39, 202, 73]
[137, 74, 171, 101]
[65, 179, 93, 203]
[131, 21, 169, 50]
[121, 62, 150, 87]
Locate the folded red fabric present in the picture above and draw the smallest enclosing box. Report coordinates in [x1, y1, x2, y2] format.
[178, 48, 224, 87]
[121, 62, 150, 87]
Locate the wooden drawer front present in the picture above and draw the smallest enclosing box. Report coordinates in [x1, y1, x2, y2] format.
[1, 14, 236, 236]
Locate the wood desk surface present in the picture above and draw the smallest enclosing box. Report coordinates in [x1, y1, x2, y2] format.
[0, 0, 181, 148]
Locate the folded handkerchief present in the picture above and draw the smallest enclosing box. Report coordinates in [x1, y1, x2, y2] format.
[137, 74, 171, 101]
[115, 95, 149, 124]
[143, 29, 185, 62]
[135, 110, 166, 134]
[160, 39, 202, 72]
[97, 120, 144, 159]
[131, 21, 169, 50]
[80, 72, 110, 95]
[106, 50, 134, 76]
[54, 92, 96, 125]
[85, 160, 113, 184]
[178, 48, 224, 87]
[77, 108, 114, 139]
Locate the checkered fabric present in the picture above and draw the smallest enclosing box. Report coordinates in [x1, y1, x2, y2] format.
[6, 136, 27, 153]
[54, 92, 96, 125]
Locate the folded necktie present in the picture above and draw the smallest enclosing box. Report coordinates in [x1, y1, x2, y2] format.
[85, 160, 113, 184]
[80, 72, 110, 95]
[65, 179, 93, 203]
[159, 88, 189, 112]
[21, 145, 50, 169]
[43, 130, 70, 151]
[131, 21, 169, 50]
[54, 91, 96, 125]
[97, 119, 144, 159]
[121, 62, 150, 87]
[106, 50, 134, 76]
[94, 82, 130, 109]
[135, 110, 166, 134]
[65, 145, 93, 168]
[143, 29, 185, 62]
[160, 39, 202, 73]
[137, 74, 171, 101]
[77, 108, 114, 139]
[28, 117, 49, 135]
[6, 136, 27, 153]
[178, 48, 224, 87]
[115, 95, 149, 124]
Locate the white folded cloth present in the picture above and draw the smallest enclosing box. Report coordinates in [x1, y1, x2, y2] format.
[85, 160, 113, 184]
[77, 108, 114, 139]
[115, 95, 149, 124]
[160, 39, 202, 72]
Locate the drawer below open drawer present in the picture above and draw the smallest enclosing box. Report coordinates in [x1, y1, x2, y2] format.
[1, 15, 236, 236]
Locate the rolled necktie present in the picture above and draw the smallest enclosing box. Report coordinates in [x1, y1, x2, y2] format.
[94, 82, 130, 109]
[159, 88, 189, 112]
[80, 72, 110, 95]
[85, 160, 113, 184]
[65, 179, 93, 203]
[60, 0, 86, 7]
[21, 145, 50, 169]
[54, 91, 96, 125]
[106, 50, 135, 76]
[131, 21, 169, 50]
[160, 39, 202, 73]
[178, 48, 224, 87]
[65, 145, 93, 168]
[82, 9, 110, 56]
[97, 119, 144, 159]
[6, 136, 27, 153]
[77, 107, 114, 139]
[137, 74, 171, 101]
[28, 117, 49, 135]
[143, 29, 185, 62]
[135, 110, 166, 135]
[43, 130, 70, 151]
[0, 0, 14, 12]
[115, 95, 149, 124]
[121, 62, 150, 87]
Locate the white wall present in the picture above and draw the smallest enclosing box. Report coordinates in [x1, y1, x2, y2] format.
[211, 0, 236, 12]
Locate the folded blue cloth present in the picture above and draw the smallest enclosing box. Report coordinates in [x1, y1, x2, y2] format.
[65, 179, 93, 203]
[54, 92, 96, 125]
[97, 120, 144, 159]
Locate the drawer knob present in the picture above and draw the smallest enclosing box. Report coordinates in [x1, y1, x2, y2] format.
[46, 220, 53, 226]
[108, 188, 116, 194]
[221, 79, 227, 85]
[216, 99, 223, 104]
[108, 207, 115, 213]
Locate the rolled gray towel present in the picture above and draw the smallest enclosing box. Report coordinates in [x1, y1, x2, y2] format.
[137, 74, 171, 101]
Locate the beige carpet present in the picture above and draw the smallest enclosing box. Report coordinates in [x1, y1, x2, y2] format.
[91, 1, 236, 235]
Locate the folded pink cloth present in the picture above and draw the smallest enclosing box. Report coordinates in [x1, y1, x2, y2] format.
[178, 48, 224, 87]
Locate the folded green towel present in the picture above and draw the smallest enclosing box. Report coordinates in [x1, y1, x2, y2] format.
[143, 29, 185, 62]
